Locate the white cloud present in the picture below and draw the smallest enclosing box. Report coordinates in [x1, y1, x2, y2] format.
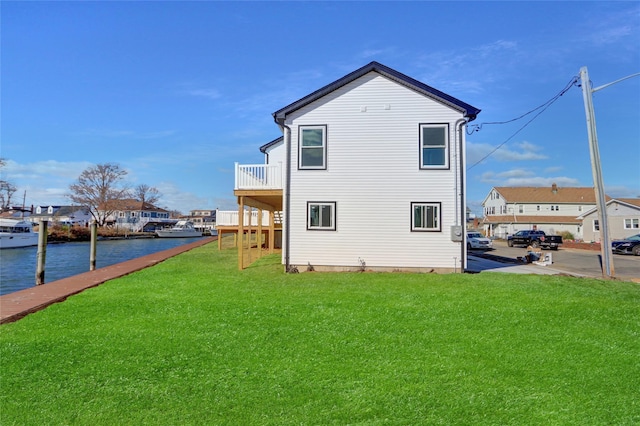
[4, 159, 92, 181]
[74, 129, 176, 140]
[185, 88, 222, 100]
[479, 168, 580, 188]
[467, 140, 547, 167]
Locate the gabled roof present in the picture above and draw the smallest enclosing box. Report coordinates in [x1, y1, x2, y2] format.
[259, 136, 284, 154]
[272, 61, 480, 125]
[578, 197, 640, 219]
[491, 186, 603, 204]
[482, 215, 582, 225]
[618, 198, 640, 208]
[99, 199, 167, 212]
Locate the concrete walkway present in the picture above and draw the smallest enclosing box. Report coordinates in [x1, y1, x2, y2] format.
[466, 255, 581, 276]
[0, 237, 216, 325]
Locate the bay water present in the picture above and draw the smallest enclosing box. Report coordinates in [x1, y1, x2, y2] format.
[0, 237, 206, 296]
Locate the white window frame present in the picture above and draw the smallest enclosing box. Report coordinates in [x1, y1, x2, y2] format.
[299, 125, 327, 170]
[411, 202, 441, 232]
[419, 123, 449, 169]
[624, 218, 639, 229]
[593, 219, 600, 231]
[307, 202, 336, 231]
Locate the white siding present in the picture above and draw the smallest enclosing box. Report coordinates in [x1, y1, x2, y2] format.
[265, 139, 285, 166]
[285, 73, 466, 271]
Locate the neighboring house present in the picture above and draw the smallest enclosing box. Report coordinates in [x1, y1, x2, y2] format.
[29, 205, 93, 226]
[233, 61, 480, 272]
[579, 198, 640, 242]
[101, 199, 173, 232]
[481, 184, 601, 240]
[186, 209, 217, 233]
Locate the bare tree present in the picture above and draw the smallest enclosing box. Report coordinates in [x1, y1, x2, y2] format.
[133, 184, 161, 206]
[0, 158, 17, 211]
[68, 163, 130, 226]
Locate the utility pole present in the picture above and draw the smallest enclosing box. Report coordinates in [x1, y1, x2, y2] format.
[579, 66, 614, 278]
[579, 66, 640, 278]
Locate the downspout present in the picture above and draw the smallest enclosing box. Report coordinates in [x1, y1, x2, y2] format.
[283, 124, 292, 272]
[456, 118, 469, 272]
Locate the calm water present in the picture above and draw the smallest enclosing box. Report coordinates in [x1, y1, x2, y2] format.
[0, 237, 206, 296]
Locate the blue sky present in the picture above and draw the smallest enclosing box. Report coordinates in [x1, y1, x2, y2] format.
[2, 1, 639, 216]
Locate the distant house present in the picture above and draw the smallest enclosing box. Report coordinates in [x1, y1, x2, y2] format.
[101, 199, 173, 232]
[232, 61, 480, 272]
[186, 209, 217, 233]
[29, 205, 92, 226]
[481, 184, 602, 240]
[578, 198, 640, 242]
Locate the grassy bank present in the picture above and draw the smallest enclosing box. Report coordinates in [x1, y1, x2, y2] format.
[1, 243, 639, 425]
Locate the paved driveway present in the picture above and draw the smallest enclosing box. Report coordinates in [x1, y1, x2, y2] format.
[468, 240, 640, 282]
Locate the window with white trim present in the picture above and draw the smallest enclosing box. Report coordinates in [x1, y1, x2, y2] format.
[299, 126, 326, 169]
[307, 202, 336, 230]
[411, 202, 441, 231]
[419, 124, 449, 169]
[593, 219, 600, 231]
[624, 218, 639, 229]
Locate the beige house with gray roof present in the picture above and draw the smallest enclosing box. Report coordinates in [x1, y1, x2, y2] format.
[481, 184, 604, 240]
[578, 198, 640, 242]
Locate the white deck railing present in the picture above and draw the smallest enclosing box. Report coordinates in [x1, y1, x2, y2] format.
[235, 162, 283, 190]
[216, 210, 273, 227]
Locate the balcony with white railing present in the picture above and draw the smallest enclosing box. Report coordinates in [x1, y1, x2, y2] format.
[216, 209, 276, 227]
[235, 162, 283, 190]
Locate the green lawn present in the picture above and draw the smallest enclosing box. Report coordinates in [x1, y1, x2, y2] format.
[1, 242, 639, 425]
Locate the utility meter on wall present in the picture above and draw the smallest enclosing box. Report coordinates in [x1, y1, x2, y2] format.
[450, 225, 463, 242]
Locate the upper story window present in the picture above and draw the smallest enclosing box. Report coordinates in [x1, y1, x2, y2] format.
[518, 205, 524, 214]
[419, 124, 449, 169]
[299, 126, 326, 169]
[593, 219, 600, 231]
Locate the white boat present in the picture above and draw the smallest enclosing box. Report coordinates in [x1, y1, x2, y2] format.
[0, 218, 39, 249]
[155, 220, 202, 238]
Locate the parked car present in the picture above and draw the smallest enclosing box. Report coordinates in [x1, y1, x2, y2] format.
[467, 232, 493, 250]
[507, 230, 562, 250]
[612, 233, 640, 256]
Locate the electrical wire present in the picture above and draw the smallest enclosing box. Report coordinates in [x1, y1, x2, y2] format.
[467, 75, 580, 170]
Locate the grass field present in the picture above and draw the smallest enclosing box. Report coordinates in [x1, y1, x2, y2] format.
[1, 242, 639, 425]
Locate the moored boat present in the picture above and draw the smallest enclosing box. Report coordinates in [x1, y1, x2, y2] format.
[0, 218, 39, 249]
[155, 220, 202, 238]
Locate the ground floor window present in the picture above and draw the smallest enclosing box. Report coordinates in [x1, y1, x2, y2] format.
[307, 202, 336, 230]
[411, 202, 441, 231]
[593, 219, 600, 231]
[624, 218, 639, 229]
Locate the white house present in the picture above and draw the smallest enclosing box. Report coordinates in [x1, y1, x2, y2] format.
[579, 198, 640, 242]
[233, 61, 480, 272]
[101, 199, 173, 232]
[29, 205, 93, 226]
[481, 184, 600, 240]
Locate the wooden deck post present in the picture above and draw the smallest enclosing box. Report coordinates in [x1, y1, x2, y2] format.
[257, 208, 263, 259]
[238, 197, 244, 270]
[247, 207, 252, 265]
[268, 210, 275, 254]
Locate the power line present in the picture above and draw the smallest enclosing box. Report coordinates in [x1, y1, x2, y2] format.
[467, 75, 579, 170]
